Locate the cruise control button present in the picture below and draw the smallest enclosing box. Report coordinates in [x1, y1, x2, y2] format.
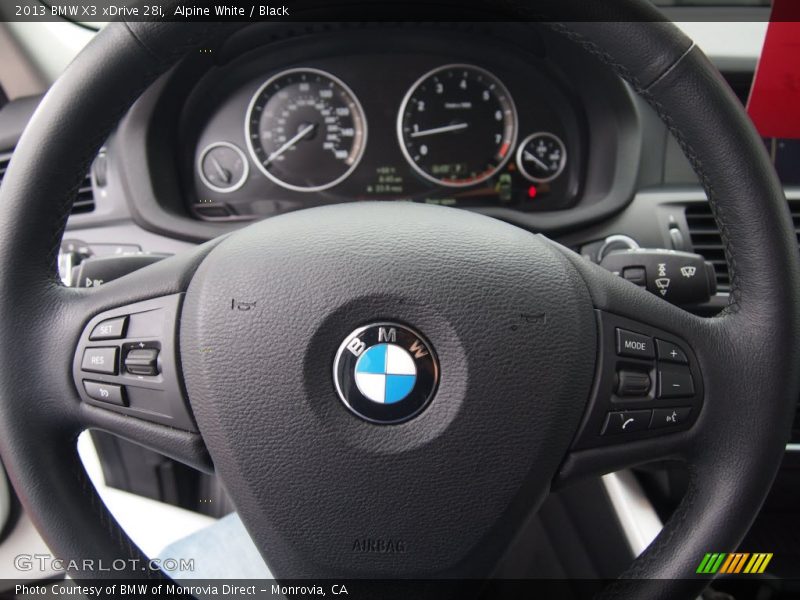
[656, 339, 688, 364]
[616, 328, 655, 359]
[81, 347, 118, 375]
[616, 370, 651, 397]
[83, 380, 126, 406]
[89, 316, 128, 341]
[125, 348, 160, 376]
[650, 407, 692, 429]
[658, 365, 695, 398]
[601, 410, 652, 435]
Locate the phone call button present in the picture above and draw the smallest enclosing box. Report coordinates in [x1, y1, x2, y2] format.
[601, 410, 652, 436]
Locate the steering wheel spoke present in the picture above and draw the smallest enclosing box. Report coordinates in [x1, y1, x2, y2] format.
[74, 295, 211, 473]
[554, 246, 713, 484]
[65, 246, 219, 471]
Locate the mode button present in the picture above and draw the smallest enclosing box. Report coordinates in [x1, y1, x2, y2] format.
[616, 328, 655, 359]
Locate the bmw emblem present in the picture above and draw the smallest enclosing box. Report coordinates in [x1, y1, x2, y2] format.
[333, 323, 439, 424]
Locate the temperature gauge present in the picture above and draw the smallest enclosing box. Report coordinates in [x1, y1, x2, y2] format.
[516, 132, 566, 183]
[198, 142, 249, 193]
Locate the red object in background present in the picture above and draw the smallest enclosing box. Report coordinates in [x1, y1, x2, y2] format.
[746, 1, 800, 139]
[527, 185, 538, 199]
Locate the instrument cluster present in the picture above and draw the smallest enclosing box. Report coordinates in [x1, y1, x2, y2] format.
[187, 43, 584, 221]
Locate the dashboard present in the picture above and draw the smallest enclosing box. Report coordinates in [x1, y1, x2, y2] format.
[188, 51, 581, 219]
[176, 26, 599, 222]
[0, 22, 647, 242]
[38, 23, 644, 242]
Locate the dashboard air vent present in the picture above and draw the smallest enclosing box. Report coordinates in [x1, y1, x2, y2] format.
[685, 203, 731, 293]
[687, 200, 800, 295]
[0, 150, 95, 215]
[0, 152, 11, 186]
[72, 172, 96, 215]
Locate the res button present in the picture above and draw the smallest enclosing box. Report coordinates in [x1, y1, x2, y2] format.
[616, 328, 655, 359]
[81, 347, 118, 375]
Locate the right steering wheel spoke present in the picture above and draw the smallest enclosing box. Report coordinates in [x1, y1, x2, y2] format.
[572, 310, 703, 451]
[552, 245, 712, 486]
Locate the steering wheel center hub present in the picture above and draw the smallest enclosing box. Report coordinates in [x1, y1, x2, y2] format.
[180, 202, 596, 576]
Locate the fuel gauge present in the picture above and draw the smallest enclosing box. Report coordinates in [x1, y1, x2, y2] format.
[516, 132, 566, 183]
[198, 142, 249, 193]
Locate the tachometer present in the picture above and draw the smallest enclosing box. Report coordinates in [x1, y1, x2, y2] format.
[245, 68, 367, 192]
[397, 64, 517, 187]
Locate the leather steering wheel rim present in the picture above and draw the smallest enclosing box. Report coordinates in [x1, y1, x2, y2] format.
[1, 2, 799, 599]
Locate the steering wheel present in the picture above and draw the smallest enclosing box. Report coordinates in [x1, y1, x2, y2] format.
[1, 2, 799, 599]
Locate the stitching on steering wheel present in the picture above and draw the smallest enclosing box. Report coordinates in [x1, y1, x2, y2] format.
[548, 23, 741, 315]
[637, 95, 741, 315]
[544, 22, 742, 585]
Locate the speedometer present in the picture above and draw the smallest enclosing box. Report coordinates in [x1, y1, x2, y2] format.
[397, 64, 517, 187]
[245, 68, 367, 192]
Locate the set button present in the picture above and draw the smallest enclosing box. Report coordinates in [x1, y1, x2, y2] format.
[89, 316, 128, 341]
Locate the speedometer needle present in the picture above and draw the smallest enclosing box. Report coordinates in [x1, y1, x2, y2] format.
[265, 123, 317, 166]
[409, 122, 469, 138]
[524, 151, 550, 171]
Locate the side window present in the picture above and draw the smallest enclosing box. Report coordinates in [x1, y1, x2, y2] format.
[0, 461, 9, 538]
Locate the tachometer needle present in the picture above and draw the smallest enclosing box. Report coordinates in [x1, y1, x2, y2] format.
[265, 123, 317, 165]
[524, 151, 550, 171]
[409, 122, 469, 138]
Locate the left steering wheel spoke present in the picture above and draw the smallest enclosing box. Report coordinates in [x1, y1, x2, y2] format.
[75, 294, 188, 425]
[61, 246, 220, 472]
